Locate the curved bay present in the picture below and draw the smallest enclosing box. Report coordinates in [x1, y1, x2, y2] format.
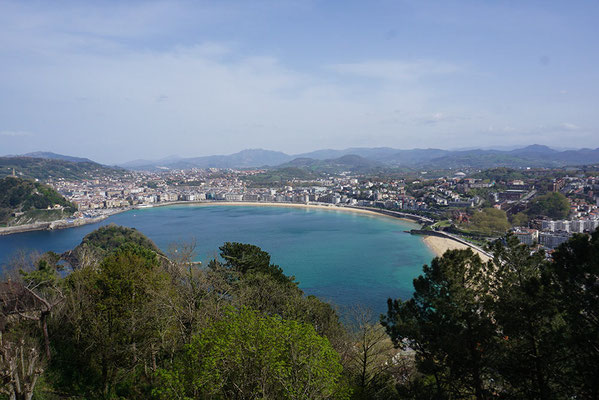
[0, 205, 434, 313]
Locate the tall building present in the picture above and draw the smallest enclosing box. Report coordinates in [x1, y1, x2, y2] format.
[513, 228, 539, 246]
[539, 231, 571, 249]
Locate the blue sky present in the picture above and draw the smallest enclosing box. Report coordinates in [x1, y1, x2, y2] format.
[0, 0, 597, 163]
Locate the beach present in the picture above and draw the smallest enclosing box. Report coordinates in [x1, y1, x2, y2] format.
[423, 235, 491, 262]
[149, 201, 423, 224]
[0, 200, 425, 236]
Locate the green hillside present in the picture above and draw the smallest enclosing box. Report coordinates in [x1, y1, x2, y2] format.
[0, 176, 76, 226]
[0, 156, 125, 180]
[242, 167, 321, 186]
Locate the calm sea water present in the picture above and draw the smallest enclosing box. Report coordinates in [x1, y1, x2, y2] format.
[0, 205, 434, 313]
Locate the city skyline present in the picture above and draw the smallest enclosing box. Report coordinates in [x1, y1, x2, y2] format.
[1, 0, 598, 164]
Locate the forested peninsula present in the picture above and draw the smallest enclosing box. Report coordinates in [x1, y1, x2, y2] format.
[0, 177, 76, 227]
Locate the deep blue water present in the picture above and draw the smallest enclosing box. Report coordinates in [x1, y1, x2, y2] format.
[0, 205, 434, 313]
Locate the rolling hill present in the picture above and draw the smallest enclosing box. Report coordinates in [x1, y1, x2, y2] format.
[119, 145, 599, 171]
[279, 154, 384, 174]
[0, 156, 126, 180]
[121, 149, 293, 171]
[21, 151, 96, 163]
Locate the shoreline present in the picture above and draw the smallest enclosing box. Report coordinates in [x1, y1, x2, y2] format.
[0, 209, 128, 236]
[144, 201, 424, 224]
[0, 200, 491, 263]
[422, 235, 491, 262]
[0, 201, 425, 236]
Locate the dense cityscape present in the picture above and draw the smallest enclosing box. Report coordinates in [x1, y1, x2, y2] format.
[21, 164, 594, 251]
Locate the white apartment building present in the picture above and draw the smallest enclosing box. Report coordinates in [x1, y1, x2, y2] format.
[513, 228, 539, 246]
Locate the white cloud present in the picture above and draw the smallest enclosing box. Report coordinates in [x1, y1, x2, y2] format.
[560, 122, 580, 131]
[410, 112, 473, 126]
[327, 60, 460, 81]
[0, 1, 596, 161]
[0, 130, 32, 137]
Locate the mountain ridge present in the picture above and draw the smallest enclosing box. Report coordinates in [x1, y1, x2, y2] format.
[8, 145, 599, 173]
[0, 156, 126, 180]
[5, 151, 96, 164]
[116, 144, 599, 171]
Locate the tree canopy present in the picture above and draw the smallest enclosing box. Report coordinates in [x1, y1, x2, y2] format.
[155, 306, 347, 400]
[2, 224, 598, 399]
[466, 207, 510, 235]
[528, 192, 570, 219]
[383, 232, 599, 399]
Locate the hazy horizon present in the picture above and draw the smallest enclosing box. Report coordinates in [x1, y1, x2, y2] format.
[5, 143, 595, 167]
[1, 0, 598, 164]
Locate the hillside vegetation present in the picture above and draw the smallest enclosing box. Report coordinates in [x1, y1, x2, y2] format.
[121, 145, 599, 171]
[528, 192, 571, 219]
[465, 207, 511, 235]
[0, 156, 124, 180]
[242, 167, 321, 186]
[2, 227, 598, 398]
[0, 176, 76, 226]
[62, 225, 165, 269]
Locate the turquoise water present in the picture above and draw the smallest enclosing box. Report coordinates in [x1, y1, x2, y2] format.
[0, 205, 434, 313]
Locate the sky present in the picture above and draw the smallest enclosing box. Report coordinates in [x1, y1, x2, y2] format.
[0, 0, 598, 164]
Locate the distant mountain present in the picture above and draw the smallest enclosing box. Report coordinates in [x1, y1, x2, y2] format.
[296, 147, 424, 162]
[121, 149, 293, 171]
[508, 144, 557, 156]
[120, 155, 183, 169]
[120, 144, 599, 171]
[279, 154, 384, 174]
[0, 156, 126, 181]
[293, 149, 348, 160]
[381, 148, 451, 165]
[553, 148, 599, 164]
[20, 151, 95, 163]
[423, 145, 599, 169]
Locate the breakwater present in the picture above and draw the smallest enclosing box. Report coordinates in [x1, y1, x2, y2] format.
[0, 215, 108, 236]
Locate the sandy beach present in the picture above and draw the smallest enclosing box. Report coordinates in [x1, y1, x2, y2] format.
[152, 201, 421, 224]
[423, 235, 491, 262]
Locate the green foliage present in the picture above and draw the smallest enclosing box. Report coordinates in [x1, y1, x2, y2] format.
[343, 309, 400, 400]
[80, 224, 162, 254]
[62, 225, 164, 270]
[0, 156, 124, 180]
[384, 231, 599, 399]
[466, 207, 510, 235]
[549, 230, 599, 398]
[15, 221, 599, 399]
[0, 177, 76, 225]
[217, 242, 293, 285]
[19, 253, 62, 290]
[216, 242, 345, 342]
[243, 167, 320, 187]
[50, 243, 172, 398]
[528, 192, 570, 219]
[488, 236, 567, 399]
[509, 211, 529, 227]
[154, 306, 348, 400]
[38, 229, 350, 399]
[382, 249, 497, 399]
[232, 271, 345, 342]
